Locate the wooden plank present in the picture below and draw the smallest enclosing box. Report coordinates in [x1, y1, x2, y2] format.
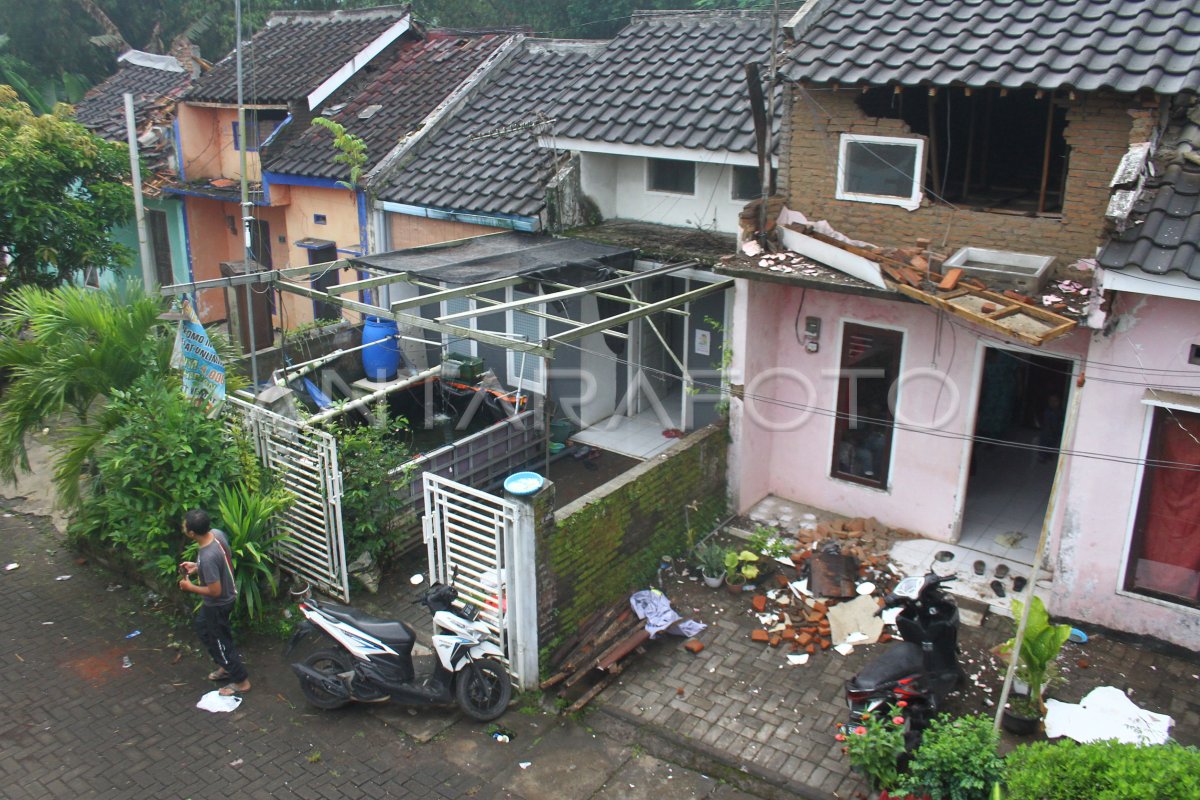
[564, 674, 613, 713]
[989, 306, 1022, 320]
[889, 282, 1074, 346]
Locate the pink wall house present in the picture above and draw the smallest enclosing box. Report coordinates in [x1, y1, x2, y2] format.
[719, 0, 1200, 647]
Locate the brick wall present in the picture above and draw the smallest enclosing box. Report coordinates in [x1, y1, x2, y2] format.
[784, 86, 1151, 265]
[536, 424, 729, 669]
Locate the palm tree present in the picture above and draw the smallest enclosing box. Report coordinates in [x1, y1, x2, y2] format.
[0, 280, 173, 506]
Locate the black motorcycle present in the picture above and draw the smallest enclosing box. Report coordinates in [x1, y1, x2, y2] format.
[843, 571, 966, 743]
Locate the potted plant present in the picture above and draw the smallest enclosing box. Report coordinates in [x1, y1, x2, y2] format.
[724, 549, 759, 593]
[839, 704, 907, 797]
[694, 542, 727, 588]
[998, 595, 1072, 734]
[894, 714, 1002, 800]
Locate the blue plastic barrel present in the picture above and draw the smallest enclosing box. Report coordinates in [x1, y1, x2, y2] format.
[361, 316, 401, 381]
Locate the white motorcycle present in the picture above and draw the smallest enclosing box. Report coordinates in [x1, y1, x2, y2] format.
[288, 573, 512, 721]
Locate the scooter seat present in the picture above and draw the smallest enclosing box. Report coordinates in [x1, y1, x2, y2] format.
[850, 641, 924, 692]
[318, 602, 414, 646]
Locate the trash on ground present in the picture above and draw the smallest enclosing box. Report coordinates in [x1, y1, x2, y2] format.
[834, 643, 855, 656]
[121, 656, 132, 669]
[786, 653, 810, 665]
[228, 759, 244, 768]
[827, 594, 884, 646]
[808, 543, 860, 598]
[125, 630, 141, 639]
[1068, 627, 1088, 643]
[55, 575, 72, 581]
[518, 761, 531, 770]
[196, 690, 243, 713]
[1044, 686, 1173, 745]
[5, 563, 18, 571]
[629, 588, 706, 638]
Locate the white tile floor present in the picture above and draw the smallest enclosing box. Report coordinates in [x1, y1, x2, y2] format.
[570, 389, 684, 460]
[956, 436, 1059, 568]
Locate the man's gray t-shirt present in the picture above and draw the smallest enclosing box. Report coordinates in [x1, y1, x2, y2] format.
[197, 529, 237, 607]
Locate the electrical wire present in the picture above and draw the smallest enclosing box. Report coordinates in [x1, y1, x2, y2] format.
[548, 335, 1200, 474]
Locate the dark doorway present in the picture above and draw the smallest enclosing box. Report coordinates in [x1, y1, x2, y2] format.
[307, 243, 342, 322]
[958, 348, 1072, 564]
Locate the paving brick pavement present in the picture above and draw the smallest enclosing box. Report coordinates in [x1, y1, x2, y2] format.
[598, 567, 1200, 800]
[0, 504, 770, 800]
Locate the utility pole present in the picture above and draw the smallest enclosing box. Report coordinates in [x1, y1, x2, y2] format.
[235, 0, 260, 389]
[123, 93, 156, 292]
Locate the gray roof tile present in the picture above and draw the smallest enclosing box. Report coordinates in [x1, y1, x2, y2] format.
[1098, 155, 1200, 281]
[785, 0, 1200, 94]
[74, 53, 191, 142]
[264, 30, 509, 180]
[186, 8, 410, 105]
[375, 39, 600, 219]
[551, 11, 780, 155]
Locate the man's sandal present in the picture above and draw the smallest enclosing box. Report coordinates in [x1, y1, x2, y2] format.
[218, 683, 250, 697]
[208, 668, 231, 681]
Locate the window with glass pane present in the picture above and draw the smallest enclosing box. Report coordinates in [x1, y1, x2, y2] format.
[1125, 407, 1200, 606]
[647, 158, 695, 195]
[732, 165, 777, 200]
[837, 134, 923, 206]
[443, 296, 476, 357]
[830, 323, 903, 488]
[507, 287, 545, 393]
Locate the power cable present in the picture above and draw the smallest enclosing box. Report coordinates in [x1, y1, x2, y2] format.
[548, 335, 1200, 474]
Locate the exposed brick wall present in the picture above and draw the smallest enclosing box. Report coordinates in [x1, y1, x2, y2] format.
[784, 86, 1150, 265]
[536, 424, 729, 669]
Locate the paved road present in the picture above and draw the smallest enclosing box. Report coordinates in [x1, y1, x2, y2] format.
[0, 504, 771, 800]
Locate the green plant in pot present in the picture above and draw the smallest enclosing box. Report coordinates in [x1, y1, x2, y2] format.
[694, 542, 727, 588]
[839, 704, 907, 795]
[724, 549, 760, 593]
[998, 595, 1071, 734]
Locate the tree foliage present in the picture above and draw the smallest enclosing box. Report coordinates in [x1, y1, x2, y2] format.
[0, 86, 133, 293]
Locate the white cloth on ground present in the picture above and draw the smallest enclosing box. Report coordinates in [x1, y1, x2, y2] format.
[1044, 686, 1173, 745]
[629, 589, 707, 638]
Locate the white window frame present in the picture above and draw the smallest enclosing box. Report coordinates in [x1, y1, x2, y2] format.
[836, 133, 925, 210]
[645, 157, 696, 196]
[441, 296, 477, 359]
[505, 286, 546, 395]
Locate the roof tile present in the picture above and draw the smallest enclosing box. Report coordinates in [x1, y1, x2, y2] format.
[785, 0, 1200, 94]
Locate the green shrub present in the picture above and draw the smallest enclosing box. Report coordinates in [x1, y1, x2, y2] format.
[1004, 739, 1200, 800]
[328, 406, 412, 564]
[214, 482, 294, 620]
[842, 705, 907, 792]
[897, 714, 1002, 800]
[70, 375, 246, 587]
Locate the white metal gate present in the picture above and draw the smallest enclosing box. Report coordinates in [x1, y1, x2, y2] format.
[423, 472, 524, 680]
[228, 396, 350, 601]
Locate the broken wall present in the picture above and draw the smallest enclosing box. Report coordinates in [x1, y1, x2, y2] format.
[537, 424, 729, 668]
[784, 86, 1152, 266]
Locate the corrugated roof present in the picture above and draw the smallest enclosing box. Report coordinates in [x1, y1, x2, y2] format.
[185, 7, 410, 105]
[1097, 119, 1200, 282]
[74, 53, 191, 142]
[783, 0, 1200, 94]
[265, 31, 509, 180]
[551, 11, 780, 155]
[375, 39, 600, 218]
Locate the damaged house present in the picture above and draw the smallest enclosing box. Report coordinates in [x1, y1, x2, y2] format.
[719, 0, 1200, 647]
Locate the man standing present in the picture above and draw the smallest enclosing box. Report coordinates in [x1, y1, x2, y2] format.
[179, 508, 251, 696]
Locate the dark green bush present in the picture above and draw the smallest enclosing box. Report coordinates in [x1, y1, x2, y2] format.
[1004, 739, 1200, 800]
[70, 375, 247, 588]
[896, 714, 1002, 800]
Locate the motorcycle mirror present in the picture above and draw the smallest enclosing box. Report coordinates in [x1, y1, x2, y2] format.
[409, 574, 425, 585]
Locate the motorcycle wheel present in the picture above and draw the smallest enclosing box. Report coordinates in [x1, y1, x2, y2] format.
[299, 648, 353, 710]
[455, 658, 512, 722]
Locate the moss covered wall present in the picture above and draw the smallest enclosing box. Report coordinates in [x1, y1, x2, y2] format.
[537, 424, 728, 667]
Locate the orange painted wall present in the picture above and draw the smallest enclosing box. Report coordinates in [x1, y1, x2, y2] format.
[276, 184, 365, 328]
[387, 213, 494, 249]
[178, 104, 263, 183]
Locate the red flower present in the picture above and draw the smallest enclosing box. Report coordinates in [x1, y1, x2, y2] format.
[893, 716, 905, 725]
[896, 700, 908, 708]
[835, 733, 846, 742]
[854, 726, 867, 736]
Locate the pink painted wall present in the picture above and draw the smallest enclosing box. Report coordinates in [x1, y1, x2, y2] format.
[1054, 293, 1200, 646]
[729, 278, 1088, 539]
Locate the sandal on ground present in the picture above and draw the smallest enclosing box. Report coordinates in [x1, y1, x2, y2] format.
[218, 683, 250, 697]
[208, 668, 231, 681]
